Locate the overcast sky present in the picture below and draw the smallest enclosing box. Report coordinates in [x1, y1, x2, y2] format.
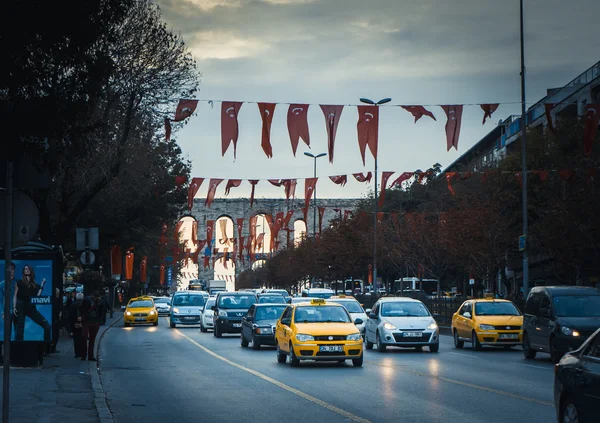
[156, 0, 600, 200]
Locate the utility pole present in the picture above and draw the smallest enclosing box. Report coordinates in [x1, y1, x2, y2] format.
[519, 0, 529, 298]
[303, 152, 326, 237]
[3, 159, 13, 423]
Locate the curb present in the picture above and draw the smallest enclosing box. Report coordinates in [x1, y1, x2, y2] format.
[90, 314, 122, 423]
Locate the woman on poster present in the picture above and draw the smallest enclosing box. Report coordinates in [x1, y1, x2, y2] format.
[12, 265, 52, 342]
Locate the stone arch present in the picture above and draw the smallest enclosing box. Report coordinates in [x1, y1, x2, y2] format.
[213, 215, 236, 282]
[293, 219, 307, 246]
[176, 215, 199, 291]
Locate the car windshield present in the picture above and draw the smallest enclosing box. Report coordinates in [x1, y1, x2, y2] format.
[255, 306, 287, 321]
[475, 301, 520, 316]
[218, 295, 256, 309]
[552, 295, 600, 317]
[154, 298, 169, 304]
[258, 295, 286, 304]
[306, 292, 333, 299]
[268, 290, 288, 296]
[129, 300, 153, 308]
[172, 295, 205, 307]
[294, 306, 351, 323]
[204, 299, 215, 309]
[381, 302, 430, 317]
[329, 300, 363, 313]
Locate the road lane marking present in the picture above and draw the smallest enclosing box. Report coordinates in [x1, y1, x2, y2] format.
[365, 360, 554, 407]
[514, 363, 550, 370]
[447, 352, 480, 359]
[175, 329, 371, 423]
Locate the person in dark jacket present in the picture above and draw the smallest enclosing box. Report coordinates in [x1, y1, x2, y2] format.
[77, 291, 106, 361]
[69, 293, 84, 358]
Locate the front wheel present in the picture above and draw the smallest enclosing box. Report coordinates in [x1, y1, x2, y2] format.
[429, 343, 439, 353]
[523, 333, 537, 359]
[170, 322, 175, 328]
[471, 331, 482, 351]
[200, 324, 207, 333]
[376, 332, 387, 352]
[241, 334, 249, 348]
[560, 397, 580, 423]
[365, 333, 373, 350]
[153, 321, 158, 327]
[124, 322, 130, 327]
[252, 336, 261, 350]
[289, 344, 300, 367]
[352, 355, 363, 367]
[276, 345, 287, 363]
[215, 326, 222, 338]
[550, 338, 562, 363]
[453, 330, 464, 349]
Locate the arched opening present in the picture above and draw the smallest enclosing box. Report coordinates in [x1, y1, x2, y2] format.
[213, 215, 236, 288]
[293, 219, 307, 246]
[177, 216, 199, 291]
[253, 213, 273, 256]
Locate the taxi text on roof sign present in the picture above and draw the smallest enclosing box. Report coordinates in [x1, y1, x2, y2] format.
[310, 298, 326, 305]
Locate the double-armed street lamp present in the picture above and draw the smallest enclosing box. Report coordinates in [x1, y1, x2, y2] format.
[304, 151, 327, 237]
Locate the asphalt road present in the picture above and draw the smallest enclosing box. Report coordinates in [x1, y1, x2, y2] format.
[99, 318, 557, 423]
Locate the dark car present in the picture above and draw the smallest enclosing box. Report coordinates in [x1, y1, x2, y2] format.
[262, 289, 291, 303]
[523, 286, 600, 363]
[554, 328, 600, 423]
[241, 304, 287, 349]
[212, 292, 258, 337]
[257, 293, 287, 304]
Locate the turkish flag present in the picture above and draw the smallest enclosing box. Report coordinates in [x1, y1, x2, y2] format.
[160, 264, 165, 285]
[320, 105, 344, 163]
[174, 99, 198, 122]
[287, 104, 310, 156]
[206, 220, 215, 246]
[125, 250, 134, 280]
[442, 105, 463, 151]
[205, 178, 224, 207]
[304, 178, 317, 214]
[401, 106, 436, 123]
[140, 256, 148, 283]
[236, 218, 244, 241]
[110, 245, 122, 276]
[357, 106, 379, 164]
[258, 103, 276, 158]
[165, 118, 172, 141]
[221, 101, 243, 157]
[446, 172, 457, 195]
[175, 175, 187, 190]
[344, 210, 352, 220]
[390, 172, 414, 188]
[283, 210, 295, 228]
[225, 179, 242, 196]
[187, 177, 204, 210]
[274, 211, 284, 235]
[329, 175, 347, 186]
[378, 171, 395, 208]
[318, 207, 325, 233]
[268, 179, 284, 187]
[248, 180, 259, 207]
[238, 236, 245, 261]
[283, 179, 297, 200]
[480, 104, 500, 125]
[353, 172, 372, 183]
[191, 220, 198, 244]
[584, 104, 600, 156]
[175, 221, 183, 242]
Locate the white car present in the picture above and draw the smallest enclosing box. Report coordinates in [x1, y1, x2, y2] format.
[200, 297, 216, 332]
[328, 297, 368, 335]
[364, 297, 440, 352]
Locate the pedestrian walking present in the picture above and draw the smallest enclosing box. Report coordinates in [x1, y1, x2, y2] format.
[78, 290, 106, 361]
[69, 293, 84, 358]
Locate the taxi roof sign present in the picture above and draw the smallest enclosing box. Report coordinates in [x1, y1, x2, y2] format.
[483, 293, 495, 299]
[310, 298, 326, 305]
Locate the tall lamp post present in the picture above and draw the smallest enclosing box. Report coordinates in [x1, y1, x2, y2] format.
[519, 0, 529, 298]
[359, 97, 392, 291]
[304, 152, 327, 237]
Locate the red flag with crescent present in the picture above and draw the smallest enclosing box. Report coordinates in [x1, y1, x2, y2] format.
[140, 256, 148, 283]
[174, 221, 183, 242]
[283, 210, 295, 228]
[174, 99, 198, 122]
[390, 172, 414, 188]
[287, 104, 310, 156]
[480, 104, 499, 125]
[446, 172, 457, 195]
[165, 118, 172, 141]
[187, 177, 204, 210]
[175, 175, 187, 190]
[304, 178, 317, 214]
[110, 245, 122, 276]
[236, 218, 244, 241]
[258, 103, 276, 158]
[584, 104, 600, 156]
[206, 220, 215, 247]
[320, 105, 344, 163]
[160, 264, 165, 285]
[248, 180, 259, 207]
[205, 178, 224, 208]
[401, 106, 436, 123]
[125, 250, 134, 280]
[378, 171, 395, 208]
[191, 220, 198, 244]
[221, 101, 243, 157]
[274, 211, 284, 235]
[329, 175, 347, 186]
[268, 179, 284, 187]
[442, 105, 463, 151]
[282, 179, 296, 200]
[318, 207, 325, 233]
[225, 179, 242, 196]
[357, 105, 379, 165]
[353, 172, 372, 183]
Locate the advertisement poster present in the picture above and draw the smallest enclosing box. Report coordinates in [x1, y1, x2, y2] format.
[0, 259, 54, 342]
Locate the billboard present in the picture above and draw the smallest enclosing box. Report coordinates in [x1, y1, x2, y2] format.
[0, 259, 54, 342]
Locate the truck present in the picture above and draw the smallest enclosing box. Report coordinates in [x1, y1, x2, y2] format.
[208, 280, 227, 295]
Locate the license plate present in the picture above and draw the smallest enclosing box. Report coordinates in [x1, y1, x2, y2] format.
[184, 316, 196, 320]
[499, 333, 519, 339]
[233, 323, 242, 328]
[319, 345, 343, 352]
[403, 332, 422, 337]
[135, 318, 146, 321]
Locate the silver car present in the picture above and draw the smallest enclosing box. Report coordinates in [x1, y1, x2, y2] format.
[169, 292, 206, 328]
[200, 297, 216, 332]
[364, 297, 440, 352]
[153, 297, 171, 316]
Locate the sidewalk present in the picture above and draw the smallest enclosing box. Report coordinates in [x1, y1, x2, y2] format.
[0, 312, 122, 423]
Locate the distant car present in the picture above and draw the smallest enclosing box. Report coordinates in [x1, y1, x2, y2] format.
[200, 297, 216, 332]
[290, 297, 310, 305]
[554, 328, 600, 423]
[257, 293, 287, 304]
[169, 292, 206, 328]
[262, 289, 291, 303]
[212, 292, 258, 337]
[241, 304, 288, 349]
[328, 296, 368, 335]
[153, 297, 171, 316]
[124, 297, 158, 327]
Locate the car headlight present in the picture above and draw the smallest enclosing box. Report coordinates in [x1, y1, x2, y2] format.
[561, 327, 580, 337]
[427, 322, 438, 330]
[479, 324, 495, 331]
[347, 333, 361, 341]
[173, 307, 180, 314]
[125, 311, 132, 316]
[256, 327, 272, 334]
[218, 310, 228, 317]
[383, 322, 396, 330]
[149, 311, 156, 315]
[296, 334, 314, 342]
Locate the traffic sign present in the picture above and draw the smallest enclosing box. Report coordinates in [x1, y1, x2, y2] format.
[518, 235, 526, 251]
[80, 251, 96, 265]
[469, 278, 475, 285]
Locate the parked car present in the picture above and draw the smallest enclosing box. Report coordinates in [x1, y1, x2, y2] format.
[241, 304, 287, 349]
[169, 291, 206, 328]
[523, 286, 600, 363]
[212, 292, 258, 337]
[364, 297, 439, 352]
[554, 328, 600, 423]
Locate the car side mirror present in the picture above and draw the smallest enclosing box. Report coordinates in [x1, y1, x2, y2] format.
[211, 306, 217, 311]
[464, 312, 471, 318]
[354, 318, 364, 325]
[365, 309, 372, 315]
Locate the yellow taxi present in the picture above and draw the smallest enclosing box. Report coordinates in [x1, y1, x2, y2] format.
[451, 294, 523, 350]
[124, 296, 159, 327]
[275, 298, 364, 367]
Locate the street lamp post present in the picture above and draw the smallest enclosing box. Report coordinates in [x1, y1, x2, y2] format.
[359, 97, 392, 291]
[304, 152, 327, 237]
[519, 0, 529, 298]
